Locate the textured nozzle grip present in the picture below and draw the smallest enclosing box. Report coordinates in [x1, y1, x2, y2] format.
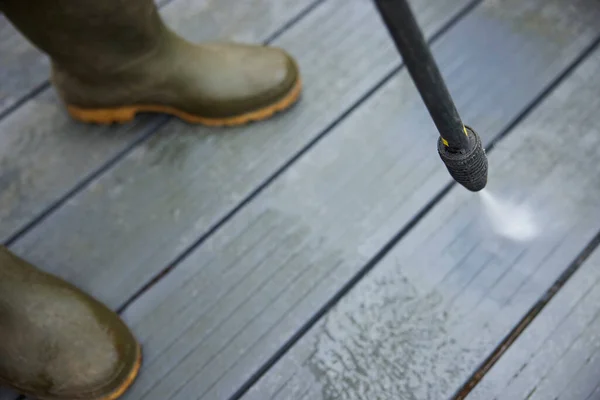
[438, 126, 488, 192]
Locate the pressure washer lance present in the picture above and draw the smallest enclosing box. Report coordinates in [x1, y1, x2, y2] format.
[373, 0, 488, 192]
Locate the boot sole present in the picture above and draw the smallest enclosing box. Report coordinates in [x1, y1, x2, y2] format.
[103, 343, 142, 400]
[66, 78, 302, 126]
[1, 343, 142, 400]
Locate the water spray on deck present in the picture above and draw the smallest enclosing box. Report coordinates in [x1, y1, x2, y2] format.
[478, 189, 539, 242]
[373, 0, 543, 241]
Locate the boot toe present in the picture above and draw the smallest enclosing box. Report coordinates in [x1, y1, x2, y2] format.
[249, 45, 300, 106]
[2, 294, 140, 400]
[47, 323, 141, 400]
[2, 291, 140, 400]
[0, 248, 141, 400]
[180, 42, 302, 121]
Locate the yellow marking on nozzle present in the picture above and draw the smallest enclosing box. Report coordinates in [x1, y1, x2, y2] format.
[442, 126, 468, 147]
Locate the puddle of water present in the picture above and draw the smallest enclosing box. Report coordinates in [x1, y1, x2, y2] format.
[478, 188, 540, 242]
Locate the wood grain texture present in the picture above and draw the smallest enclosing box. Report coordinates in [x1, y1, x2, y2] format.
[0, 0, 316, 243]
[242, 38, 600, 400]
[7, 0, 471, 308]
[93, 0, 600, 399]
[466, 246, 600, 400]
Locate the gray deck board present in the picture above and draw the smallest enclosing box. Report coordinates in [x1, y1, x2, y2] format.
[466, 246, 600, 400]
[90, 0, 600, 399]
[2, 1, 600, 400]
[0, 0, 317, 243]
[0, 14, 48, 113]
[242, 40, 600, 400]
[0, 2, 315, 399]
[6, 0, 472, 309]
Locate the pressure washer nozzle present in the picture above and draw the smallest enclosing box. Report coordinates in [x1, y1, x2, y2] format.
[437, 126, 488, 192]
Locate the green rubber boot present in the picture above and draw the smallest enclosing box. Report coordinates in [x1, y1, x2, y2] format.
[0, 247, 140, 400]
[1, 0, 301, 126]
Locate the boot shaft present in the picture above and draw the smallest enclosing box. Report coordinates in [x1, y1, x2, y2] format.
[0, 0, 302, 125]
[0, 0, 166, 78]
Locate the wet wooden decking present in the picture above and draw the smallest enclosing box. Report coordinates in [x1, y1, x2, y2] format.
[2, 0, 600, 399]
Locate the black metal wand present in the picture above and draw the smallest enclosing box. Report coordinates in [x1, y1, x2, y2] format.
[373, 0, 488, 192]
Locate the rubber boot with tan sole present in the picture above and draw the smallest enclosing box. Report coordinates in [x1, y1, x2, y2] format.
[0, 247, 141, 400]
[1, 0, 301, 126]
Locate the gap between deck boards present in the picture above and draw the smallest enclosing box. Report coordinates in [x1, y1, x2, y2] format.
[4, 0, 479, 311]
[1, 0, 326, 247]
[221, 2, 600, 399]
[449, 35, 600, 400]
[0, 1, 325, 400]
[453, 230, 600, 400]
[0, 0, 176, 124]
[5, 0, 600, 399]
[7, 1, 482, 399]
[232, 31, 600, 400]
[116, 0, 484, 315]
